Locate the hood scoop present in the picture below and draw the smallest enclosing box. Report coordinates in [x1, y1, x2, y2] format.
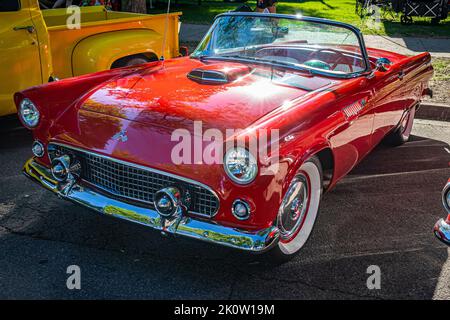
[187, 63, 252, 84]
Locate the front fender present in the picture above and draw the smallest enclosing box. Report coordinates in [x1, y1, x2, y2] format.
[72, 29, 161, 76]
[283, 139, 332, 190]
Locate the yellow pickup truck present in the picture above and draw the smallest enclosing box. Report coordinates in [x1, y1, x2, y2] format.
[0, 0, 182, 116]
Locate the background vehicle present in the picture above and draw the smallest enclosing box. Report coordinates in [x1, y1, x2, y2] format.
[434, 179, 450, 245]
[16, 13, 434, 261]
[0, 0, 181, 116]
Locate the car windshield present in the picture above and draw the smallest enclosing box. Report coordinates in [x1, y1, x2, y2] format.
[192, 14, 368, 77]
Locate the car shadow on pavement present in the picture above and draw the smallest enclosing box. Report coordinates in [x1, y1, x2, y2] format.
[0, 120, 449, 299]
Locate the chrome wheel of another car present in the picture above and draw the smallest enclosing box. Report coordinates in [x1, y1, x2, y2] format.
[275, 156, 323, 257]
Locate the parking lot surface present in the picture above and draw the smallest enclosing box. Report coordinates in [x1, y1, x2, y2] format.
[0, 117, 449, 299]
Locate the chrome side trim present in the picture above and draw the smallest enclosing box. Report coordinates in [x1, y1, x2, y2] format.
[23, 158, 279, 253]
[48, 142, 221, 218]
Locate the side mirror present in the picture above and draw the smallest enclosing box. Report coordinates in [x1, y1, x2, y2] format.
[375, 57, 392, 72]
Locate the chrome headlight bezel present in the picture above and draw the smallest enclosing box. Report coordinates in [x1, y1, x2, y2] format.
[19, 98, 40, 128]
[224, 147, 258, 185]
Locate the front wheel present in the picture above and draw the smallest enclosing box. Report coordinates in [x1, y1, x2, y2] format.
[265, 156, 323, 263]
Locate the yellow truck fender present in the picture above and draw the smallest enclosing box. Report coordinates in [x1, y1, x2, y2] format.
[72, 29, 162, 76]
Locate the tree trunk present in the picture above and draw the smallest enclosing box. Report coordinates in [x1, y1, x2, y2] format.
[123, 0, 147, 13]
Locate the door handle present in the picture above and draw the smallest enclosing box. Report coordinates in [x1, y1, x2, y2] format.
[13, 26, 35, 34]
[398, 70, 405, 80]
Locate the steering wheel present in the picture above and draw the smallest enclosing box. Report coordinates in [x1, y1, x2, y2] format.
[305, 48, 354, 73]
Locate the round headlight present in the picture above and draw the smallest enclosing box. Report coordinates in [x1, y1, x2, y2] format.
[19, 98, 40, 128]
[224, 147, 258, 185]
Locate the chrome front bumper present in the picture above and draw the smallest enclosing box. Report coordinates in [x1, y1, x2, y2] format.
[23, 159, 279, 252]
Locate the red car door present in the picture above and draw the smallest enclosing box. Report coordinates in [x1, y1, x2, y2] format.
[328, 78, 376, 182]
[369, 63, 408, 146]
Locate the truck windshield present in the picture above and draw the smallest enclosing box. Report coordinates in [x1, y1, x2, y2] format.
[192, 14, 368, 77]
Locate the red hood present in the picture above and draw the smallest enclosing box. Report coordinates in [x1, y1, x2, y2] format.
[80, 58, 331, 132]
[47, 58, 334, 182]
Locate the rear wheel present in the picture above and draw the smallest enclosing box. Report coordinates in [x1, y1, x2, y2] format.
[264, 156, 323, 263]
[385, 106, 416, 146]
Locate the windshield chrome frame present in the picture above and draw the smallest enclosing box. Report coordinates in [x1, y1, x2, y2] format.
[192, 12, 372, 79]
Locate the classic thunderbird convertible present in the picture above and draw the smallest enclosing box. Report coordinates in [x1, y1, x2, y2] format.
[16, 13, 433, 260]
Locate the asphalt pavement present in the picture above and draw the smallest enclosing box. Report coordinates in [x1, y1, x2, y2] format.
[0, 117, 449, 299]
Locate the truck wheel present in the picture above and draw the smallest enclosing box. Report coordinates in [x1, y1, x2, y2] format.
[263, 156, 323, 264]
[111, 54, 153, 69]
[385, 106, 416, 147]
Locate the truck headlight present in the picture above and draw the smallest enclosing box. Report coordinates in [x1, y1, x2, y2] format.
[19, 98, 40, 128]
[224, 147, 258, 185]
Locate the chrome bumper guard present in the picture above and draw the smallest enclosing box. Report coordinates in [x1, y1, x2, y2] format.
[23, 159, 279, 253]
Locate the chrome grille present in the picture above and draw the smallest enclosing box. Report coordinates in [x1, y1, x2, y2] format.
[50, 145, 219, 218]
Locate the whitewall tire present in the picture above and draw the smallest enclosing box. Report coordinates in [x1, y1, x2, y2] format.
[267, 156, 323, 261]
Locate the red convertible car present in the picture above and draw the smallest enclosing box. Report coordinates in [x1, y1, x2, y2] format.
[16, 13, 433, 260]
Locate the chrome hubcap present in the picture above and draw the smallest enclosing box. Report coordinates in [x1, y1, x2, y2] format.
[278, 174, 309, 241]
